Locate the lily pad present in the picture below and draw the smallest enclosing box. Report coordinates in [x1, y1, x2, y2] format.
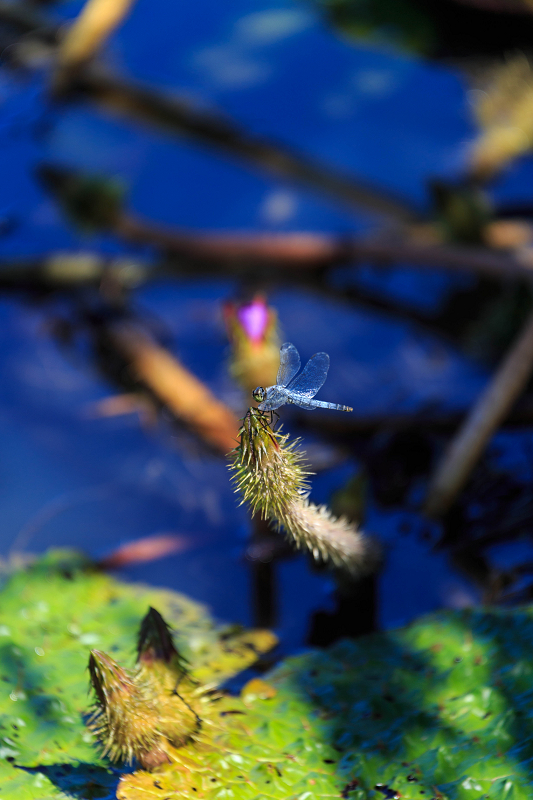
[0, 550, 275, 798]
[3, 551, 533, 799]
[118, 605, 533, 799]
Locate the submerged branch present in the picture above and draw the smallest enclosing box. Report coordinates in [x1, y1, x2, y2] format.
[67, 65, 418, 223]
[107, 322, 239, 455]
[424, 308, 533, 516]
[116, 215, 533, 281]
[23, 162, 533, 280]
[6, 228, 533, 287]
[0, 1, 417, 224]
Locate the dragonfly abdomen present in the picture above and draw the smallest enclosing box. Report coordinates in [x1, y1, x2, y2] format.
[309, 400, 353, 412]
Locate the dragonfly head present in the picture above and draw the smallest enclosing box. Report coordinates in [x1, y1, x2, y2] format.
[252, 386, 266, 402]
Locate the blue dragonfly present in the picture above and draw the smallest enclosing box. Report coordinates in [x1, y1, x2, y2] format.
[252, 343, 353, 412]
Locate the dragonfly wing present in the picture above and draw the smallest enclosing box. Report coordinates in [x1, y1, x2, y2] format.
[277, 343, 301, 388]
[287, 352, 329, 398]
[258, 387, 288, 411]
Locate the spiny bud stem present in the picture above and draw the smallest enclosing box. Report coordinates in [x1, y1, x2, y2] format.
[230, 408, 380, 577]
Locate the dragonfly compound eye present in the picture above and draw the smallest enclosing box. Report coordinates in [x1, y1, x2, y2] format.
[253, 387, 266, 402]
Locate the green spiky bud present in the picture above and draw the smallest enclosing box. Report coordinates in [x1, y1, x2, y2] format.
[137, 607, 189, 678]
[230, 408, 310, 520]
[87, 649, 166, 768]
[135, 607, 203, 749]
[230, 409, 380, 576]
[87, 609, 209, 770]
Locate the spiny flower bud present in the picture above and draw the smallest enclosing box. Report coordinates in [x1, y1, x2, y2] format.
[135, 607, 203, 751]
[87, 650, 165, 768]
[230, 408, 380, 576]
[137, 606, 189, 678]
[284, 497, 381, 575]
[87, 609, 207, 770]
[231, 407, 310, 520]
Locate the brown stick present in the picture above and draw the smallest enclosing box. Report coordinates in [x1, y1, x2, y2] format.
[116, 215, 348, 268]
[107, 322, 239, 455]
[118, 215, 533, 280]
[57, 0, 137, 71]
[66, 64, 417, 224]
[3, 228, 533, 285]
[424, 308, 533, 517]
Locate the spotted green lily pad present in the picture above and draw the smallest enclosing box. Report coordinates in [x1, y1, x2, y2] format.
[0, 549, 276, 798]
[118, 606, 533, 800]
[3, 551, 533, 799]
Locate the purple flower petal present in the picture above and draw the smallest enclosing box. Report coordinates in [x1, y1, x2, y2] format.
[237, 300, 269, 343]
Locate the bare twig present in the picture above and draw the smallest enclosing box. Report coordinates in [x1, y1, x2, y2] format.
[56, 0, 137, 72]
[73, 216, 533, 282]
[424, 308, 533, 516]
[64, 65, 418, 223]
[18, 185, 533, 281]
[115, 215, 533, 280]
[107, 321, 239, 455]
[116, 216, 350, 269]
[32, 160, 533, 279]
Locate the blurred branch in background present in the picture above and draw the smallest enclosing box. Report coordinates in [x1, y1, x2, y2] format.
[105, 321, 239, 455]
[65, 67, 418, 223]
[55, 0, 137, 76]
[34, 164, 533, 283]
[7, 220, 533, 286]
[425, 307, 533, 516]
[0, 1, 417, 225]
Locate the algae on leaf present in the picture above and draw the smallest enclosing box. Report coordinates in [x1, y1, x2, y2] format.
[0, 549, 275, 799]
[3, 550, 533, 799]
[118, 605, 533, 799]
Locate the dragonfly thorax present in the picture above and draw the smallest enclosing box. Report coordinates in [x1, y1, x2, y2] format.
[252, 386, 266, 402]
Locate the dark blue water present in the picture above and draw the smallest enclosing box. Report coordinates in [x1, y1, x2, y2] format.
[0, 0, 528, 650]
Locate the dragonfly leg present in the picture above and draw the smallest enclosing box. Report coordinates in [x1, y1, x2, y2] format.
[254, 408, 272, 431]
[262, 409, 280, 429]
[244, 409, 257, 468]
